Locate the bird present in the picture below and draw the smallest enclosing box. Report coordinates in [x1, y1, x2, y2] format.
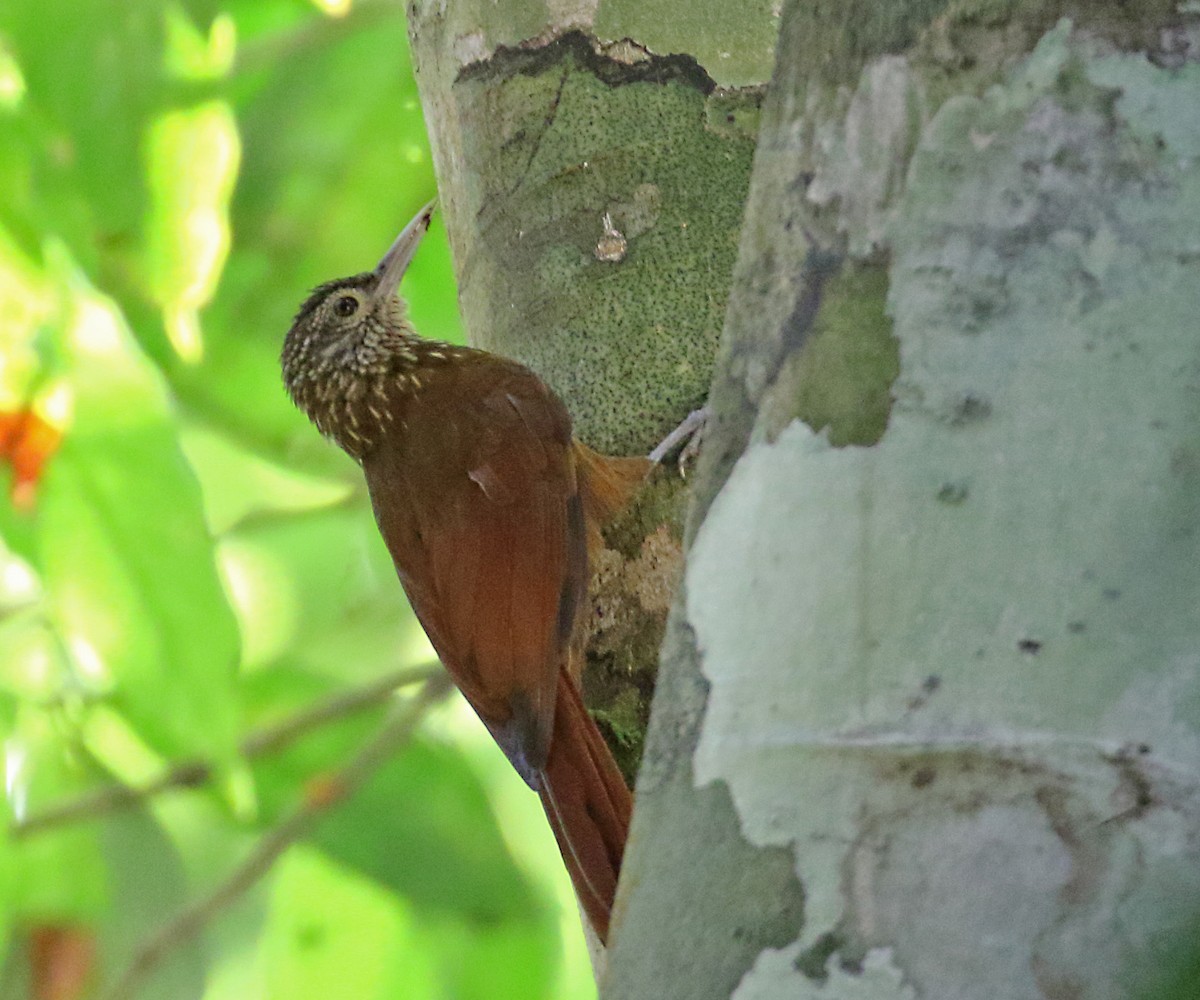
[280, 201, 651, 943]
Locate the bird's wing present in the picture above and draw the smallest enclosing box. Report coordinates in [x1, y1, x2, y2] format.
[362, 360, 586, 785]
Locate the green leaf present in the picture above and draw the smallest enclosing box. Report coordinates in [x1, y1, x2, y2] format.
[3, 711, 108, 924]
[310, 738, 544, 923]
[0, 689, 15, 733]
[1, 775, 209, 999]
[264, 846, 438, 1000]
[425, 916, 561, 1000]
[141, 99, 240, 364]
[180, 421, 351, 535]
[95, 808, 205, 1000]
[263, 846, 563, 1000]
[240, 663, 383, 754]
[221, 503, 423, 681]
[223, 0, 316, 49]
[0, 285, 240, 765]
[4, 805, 108, 925]
[0, 0, 167, 268]
[0, 715, 113, 998]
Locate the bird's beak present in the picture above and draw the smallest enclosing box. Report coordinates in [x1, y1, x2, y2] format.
[371, 199, 437, 304]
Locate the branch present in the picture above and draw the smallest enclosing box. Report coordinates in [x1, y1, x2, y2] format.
[9, 663, 441, 839]
[97, 672, 455, 1000]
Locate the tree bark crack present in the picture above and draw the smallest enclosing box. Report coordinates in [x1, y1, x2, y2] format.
[455, 29, 717, 95]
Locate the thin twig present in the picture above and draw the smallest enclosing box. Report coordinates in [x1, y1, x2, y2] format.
[9, 663, 441, 839]
[242, 663, 440, 757]
[97, 672, 454, 1000]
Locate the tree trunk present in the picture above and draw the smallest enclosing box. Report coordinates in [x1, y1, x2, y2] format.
[404, 2, 779, 783]
[411, 2, 1200, 997]
[405, 0, 777, 454]
[612, 3, 1200, 999]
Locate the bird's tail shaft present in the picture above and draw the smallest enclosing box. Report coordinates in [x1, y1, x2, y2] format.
[538, 672, 632, 943]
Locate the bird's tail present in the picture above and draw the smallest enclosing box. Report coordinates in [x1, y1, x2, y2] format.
[538, 671, 632, 944]
[572, 440, 650, 554]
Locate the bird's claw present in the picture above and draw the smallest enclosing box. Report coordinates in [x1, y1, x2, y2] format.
[648, 406, 710, 477]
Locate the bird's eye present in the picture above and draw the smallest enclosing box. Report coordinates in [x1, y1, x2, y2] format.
[333, 295, 359, 318]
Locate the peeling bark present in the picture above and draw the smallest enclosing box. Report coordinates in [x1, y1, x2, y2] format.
[613, 4, 1200, 1000]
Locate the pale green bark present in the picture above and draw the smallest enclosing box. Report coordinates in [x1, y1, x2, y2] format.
[610, 4, 1200, 1000]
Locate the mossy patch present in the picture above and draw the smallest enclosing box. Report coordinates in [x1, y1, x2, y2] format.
[763, 262, 899, 447]
[450, 32, 758, 453]
[704, 87, 765, 140]
[583, 476, 687, 784]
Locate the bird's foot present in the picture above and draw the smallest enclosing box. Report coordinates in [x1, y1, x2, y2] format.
[648, 406, 710, 476]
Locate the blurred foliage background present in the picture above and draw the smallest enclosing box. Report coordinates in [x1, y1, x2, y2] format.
[0, 0, 594, 997]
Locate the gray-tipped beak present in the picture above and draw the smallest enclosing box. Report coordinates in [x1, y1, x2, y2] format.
[371, 199, 436, 304]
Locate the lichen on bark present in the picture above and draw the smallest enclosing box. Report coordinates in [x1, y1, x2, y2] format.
[674, 12, 1200, 1000]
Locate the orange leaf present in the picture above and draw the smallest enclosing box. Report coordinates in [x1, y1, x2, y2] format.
[0, 408, 63, 511]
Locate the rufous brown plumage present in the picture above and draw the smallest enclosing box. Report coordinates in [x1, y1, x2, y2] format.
[281, 202, 644, 942]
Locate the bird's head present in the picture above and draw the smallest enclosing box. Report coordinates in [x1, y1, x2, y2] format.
[281, 200, 435, 416]
[281, 201, 436, 454]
